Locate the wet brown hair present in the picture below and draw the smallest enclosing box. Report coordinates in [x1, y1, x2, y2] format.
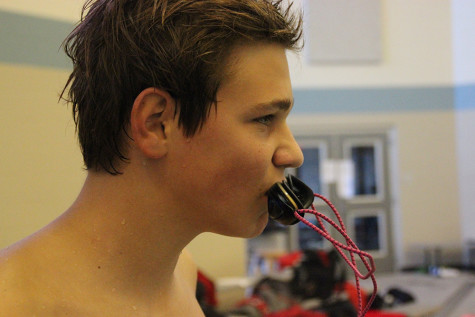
[61, 0, 302, 174]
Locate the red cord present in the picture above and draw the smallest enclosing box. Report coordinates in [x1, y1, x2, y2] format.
[294, 193, 378, 317]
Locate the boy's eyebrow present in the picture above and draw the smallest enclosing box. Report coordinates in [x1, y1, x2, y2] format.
[252, 98, 294, 112]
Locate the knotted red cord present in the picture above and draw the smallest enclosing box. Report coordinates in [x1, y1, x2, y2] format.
[294, 193, 378, 317]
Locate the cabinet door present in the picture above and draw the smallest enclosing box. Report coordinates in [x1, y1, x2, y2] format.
[339, 133, 394, 271]
[294, 131, 395, 272]
[290, 137, 332, 251]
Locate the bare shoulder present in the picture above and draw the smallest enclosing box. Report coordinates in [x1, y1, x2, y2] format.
[0, 246, 24, 292]
[176, 248, 198, 291]
[0, 241, 70, 315]
[0, 247, 36, 315]
[0, 243, 95, 316]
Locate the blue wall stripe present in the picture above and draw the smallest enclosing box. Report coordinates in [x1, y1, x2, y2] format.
[454, 84, 475, 110]
[0, 10, 73, 69]
[292, 86, 457, 113]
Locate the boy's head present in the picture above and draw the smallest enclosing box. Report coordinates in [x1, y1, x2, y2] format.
[61, 0, 302, 174]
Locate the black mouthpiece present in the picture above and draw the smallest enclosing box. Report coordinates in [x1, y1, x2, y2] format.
[267, 175, 314, 225]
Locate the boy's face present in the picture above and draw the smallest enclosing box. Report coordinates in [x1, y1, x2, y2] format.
[166, 43, 303, 238]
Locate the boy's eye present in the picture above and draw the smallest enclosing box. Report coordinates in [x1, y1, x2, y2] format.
[254, 114, 275, 125]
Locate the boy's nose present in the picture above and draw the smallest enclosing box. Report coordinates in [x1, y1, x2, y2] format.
[272, 125, 304, 169]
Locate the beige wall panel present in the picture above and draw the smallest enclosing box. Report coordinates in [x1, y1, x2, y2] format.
[0, 63, 85, 248]
[187, 233, 246, 279]
[0, 0, 82, 22]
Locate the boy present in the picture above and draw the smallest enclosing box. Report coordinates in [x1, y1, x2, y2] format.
[0, 0, 304, 315]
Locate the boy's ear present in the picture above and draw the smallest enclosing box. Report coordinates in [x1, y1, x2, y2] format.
[130, 87, 175, 159]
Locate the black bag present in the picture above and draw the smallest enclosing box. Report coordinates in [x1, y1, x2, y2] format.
[290, 249, 347, 300]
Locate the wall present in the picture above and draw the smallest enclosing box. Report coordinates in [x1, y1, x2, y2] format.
[452, 0, 475, 254]
[0, 63, 85, 246]
[0, 11, 84, 249]
[288, 109, 460, 267]
[0, 0, 470, 278]
[286, 0, 463, 266]
[288, 0, 453, 87]
[0, 0, 81, 22]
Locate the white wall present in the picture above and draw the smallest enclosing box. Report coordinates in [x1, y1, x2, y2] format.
[452, 0, 475, 247]
[288, 0, 453, 88]
[452, 0, 475, 85]
[456, 111, 475, 245]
